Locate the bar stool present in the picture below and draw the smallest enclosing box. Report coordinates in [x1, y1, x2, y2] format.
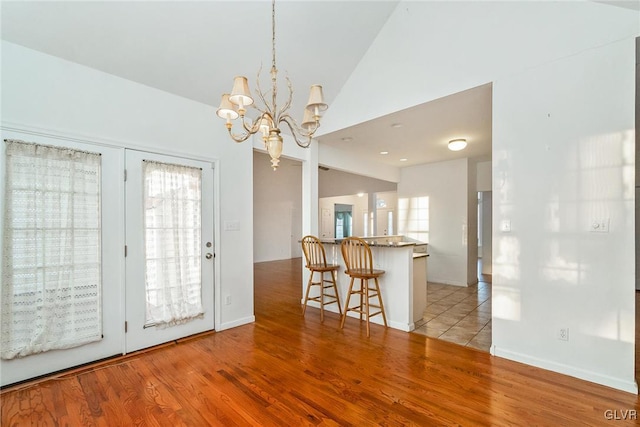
[301, 235, 342, 321]
[340, 237, 388, 337]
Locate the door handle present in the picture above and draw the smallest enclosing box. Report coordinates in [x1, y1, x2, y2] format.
[205, 253, 213, 260]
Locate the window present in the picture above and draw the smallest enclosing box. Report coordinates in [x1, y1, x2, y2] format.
[1, 140, 102, 359]
[397, 196, 429, 242]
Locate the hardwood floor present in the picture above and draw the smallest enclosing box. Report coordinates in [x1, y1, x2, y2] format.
[2, 258, 639, 425]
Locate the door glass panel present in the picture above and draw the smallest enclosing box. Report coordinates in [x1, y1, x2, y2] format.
[142, 160, 203, 327]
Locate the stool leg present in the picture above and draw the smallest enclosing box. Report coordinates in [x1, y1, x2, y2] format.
[364, 278, 371, 337]
[302, 270, 315, 315]
[340, 277, 355, 329]
[374, 277, 388, 327]
[331, 270, 342, 315]
[319, 271, 325, 322]
[359, 278, 364, 321]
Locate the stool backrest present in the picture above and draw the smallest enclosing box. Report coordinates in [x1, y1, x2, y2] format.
[301, 235, 329, 267]
[341, 237, 374, 274]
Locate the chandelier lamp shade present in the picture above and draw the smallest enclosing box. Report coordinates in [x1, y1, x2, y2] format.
[216, 0, 328, 170]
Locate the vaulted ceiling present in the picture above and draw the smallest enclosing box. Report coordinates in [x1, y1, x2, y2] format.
[3, 1, 634, 169]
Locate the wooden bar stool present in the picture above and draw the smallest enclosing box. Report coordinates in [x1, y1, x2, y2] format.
[340, 237, 388, 337]
[301, 235, 342, 322]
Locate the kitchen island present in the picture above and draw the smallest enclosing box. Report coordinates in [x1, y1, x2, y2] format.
[303, 236, 428, 332]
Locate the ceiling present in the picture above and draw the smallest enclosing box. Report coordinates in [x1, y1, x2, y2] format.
[317, 83, 492, 167]
[4, 1, 631, 170]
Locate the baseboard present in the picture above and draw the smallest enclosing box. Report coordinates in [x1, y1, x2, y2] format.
[216, 316, 255, 332]
[493, 346, 638, 394]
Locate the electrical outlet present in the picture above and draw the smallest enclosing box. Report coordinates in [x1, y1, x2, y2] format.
[557, 327, 569, 341]
[225, 296, 231, 305]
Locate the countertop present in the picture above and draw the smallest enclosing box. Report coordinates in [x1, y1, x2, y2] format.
[318, 238, 417, 248]
[320, 237, 423, 248]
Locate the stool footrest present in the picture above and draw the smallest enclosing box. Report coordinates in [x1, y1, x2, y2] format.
[308, 295, 339, 304]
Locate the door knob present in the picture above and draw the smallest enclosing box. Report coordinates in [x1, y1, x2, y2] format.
[205, 253, 213, 259]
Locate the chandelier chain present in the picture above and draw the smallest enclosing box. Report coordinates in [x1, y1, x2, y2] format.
[272, 0, 276, 73]
[271, 0, 277, 117]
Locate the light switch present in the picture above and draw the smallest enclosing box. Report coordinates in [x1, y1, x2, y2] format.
[500, 219, 511, 232]
[224, 220, 240, 231]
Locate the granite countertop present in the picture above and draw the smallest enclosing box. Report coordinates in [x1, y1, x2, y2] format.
[319, 238, 417, 248]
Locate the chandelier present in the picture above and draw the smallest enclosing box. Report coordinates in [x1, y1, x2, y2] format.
[216, 0, 328, 170]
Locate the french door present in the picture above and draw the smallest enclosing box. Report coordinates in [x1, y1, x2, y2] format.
[0, 130, 125, 386]
[124, 150, 214, 353]
[0, 132, 215, 387]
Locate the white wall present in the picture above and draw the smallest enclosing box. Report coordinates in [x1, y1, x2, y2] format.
[253, 152, 302, 263]
[320, 1, 638, 135]
[319, 167, 397, 198]
[398, 158, 472, 286]
[477, 161, 492, 192]
[478, 160, 493, 275]
[466, 160, 478, 285]
[480, 191, 493, 276]
[1, 41, 255, 331]
[318, 0, 638, 393]
[492, 37, 636, 392]
[636, 37, 640, 294]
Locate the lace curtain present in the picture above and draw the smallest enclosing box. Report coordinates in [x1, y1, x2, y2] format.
[1, 140, 102, 359]
[143, 160, 203, 327]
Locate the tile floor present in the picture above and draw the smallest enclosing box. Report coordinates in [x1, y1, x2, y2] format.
[413, 280, 492, 352]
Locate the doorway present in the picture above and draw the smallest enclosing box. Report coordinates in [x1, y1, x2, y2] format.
[335, 204, 353, 238]
[124, 150, 215, 353]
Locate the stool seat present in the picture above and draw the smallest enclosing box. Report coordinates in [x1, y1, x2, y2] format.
[340, 237, 388, 337]
[308, 263, 340, 272]
[344, 268, 385, 278]
[301, 235, 343, 322]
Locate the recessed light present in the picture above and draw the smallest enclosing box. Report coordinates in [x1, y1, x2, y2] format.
[448, 139, 467, 151]
[380, 151, 389, 155]
[399, 158, 408, 162]
[391, 123, 403, 128]
[357, 192, 365, 197]
[341, 137, 353, 142]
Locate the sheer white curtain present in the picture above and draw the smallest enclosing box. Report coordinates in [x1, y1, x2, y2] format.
[1, 140, 102, 359]
[143, 160, 203, 327]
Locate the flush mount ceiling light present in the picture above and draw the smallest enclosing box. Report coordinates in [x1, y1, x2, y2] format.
[448, 139, 467, 151]
[216, 0, 328, 170]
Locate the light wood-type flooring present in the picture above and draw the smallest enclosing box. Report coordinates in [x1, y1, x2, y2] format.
[1, 258, 639, 425]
